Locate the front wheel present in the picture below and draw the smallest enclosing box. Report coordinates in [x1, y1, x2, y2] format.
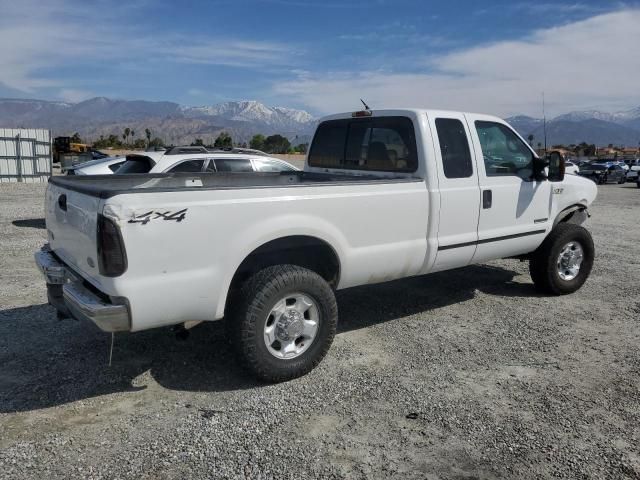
[227, 265, 337, 382]
[529, 223, 594, 295]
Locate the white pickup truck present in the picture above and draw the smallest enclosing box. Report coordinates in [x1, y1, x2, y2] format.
[36, 109, 597, 381]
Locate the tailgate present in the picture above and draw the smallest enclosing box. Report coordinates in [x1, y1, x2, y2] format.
[45, 182, 102, 282]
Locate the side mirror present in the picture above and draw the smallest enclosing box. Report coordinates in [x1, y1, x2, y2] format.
[548, 151, 565, 182]
[532, 156, 548, 181]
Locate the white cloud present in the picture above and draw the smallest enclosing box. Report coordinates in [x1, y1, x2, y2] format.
[0, 0, 297, 95]
[275, 9, 640, 117]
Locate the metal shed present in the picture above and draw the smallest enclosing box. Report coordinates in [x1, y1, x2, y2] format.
[0, 129, 52, 183]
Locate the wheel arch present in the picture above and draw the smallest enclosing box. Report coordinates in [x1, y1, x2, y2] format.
[221, 234, 342, 317]
[553, 203, 589, 228]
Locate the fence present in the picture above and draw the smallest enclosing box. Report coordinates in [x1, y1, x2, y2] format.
[0, 129, 52, 183]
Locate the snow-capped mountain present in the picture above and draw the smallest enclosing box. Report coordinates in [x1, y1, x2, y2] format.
[183, 100, 315, 130]
[506, 106, 640, 146]
[0, 97, 317, 144]
[554, 106, 640, 127]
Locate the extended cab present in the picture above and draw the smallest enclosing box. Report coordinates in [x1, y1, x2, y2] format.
[36, 109, 597, 381]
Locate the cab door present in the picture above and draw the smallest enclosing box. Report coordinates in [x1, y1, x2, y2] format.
[427, 112, 481, 271]
[466, 114, 552, 263]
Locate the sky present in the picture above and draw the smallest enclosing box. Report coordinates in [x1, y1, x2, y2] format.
[0, 0, 639, 118]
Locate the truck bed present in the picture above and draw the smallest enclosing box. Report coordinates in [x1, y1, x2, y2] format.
[49, 171, 421, 198]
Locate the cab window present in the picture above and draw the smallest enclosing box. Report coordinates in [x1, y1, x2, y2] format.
[435, 118, 473, 178]
[308, 116, 418, 172]
[475, 121, 533, 179]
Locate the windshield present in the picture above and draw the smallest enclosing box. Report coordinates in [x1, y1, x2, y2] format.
[115, 156, 155, 174]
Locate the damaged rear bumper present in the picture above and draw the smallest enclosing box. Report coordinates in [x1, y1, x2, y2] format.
[34, 246, 131, 332]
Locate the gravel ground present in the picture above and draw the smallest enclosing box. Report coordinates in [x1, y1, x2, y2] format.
[1, 181, 639, 479]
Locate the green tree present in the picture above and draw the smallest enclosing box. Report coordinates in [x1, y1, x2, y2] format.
[249, 134, 266, 151]
[124, 127, 131, 145]
[145, 128, 152, 146]
[148, 137, 165, 148]
[294, 143, 308, 154]
[214, 132, 233, 149]
[191, 138, 204, 146]
[263, 134, 291, 154]
[70, 132, 82, 143]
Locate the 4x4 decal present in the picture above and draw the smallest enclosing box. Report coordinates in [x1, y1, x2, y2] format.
[128, 209, 187, 225]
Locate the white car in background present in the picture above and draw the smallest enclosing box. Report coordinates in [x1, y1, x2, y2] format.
[66, 156, 126, 175]
[115, 147, 299, 175]
[565, 161, 579, 175]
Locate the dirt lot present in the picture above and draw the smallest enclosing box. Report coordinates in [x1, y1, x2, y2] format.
[1, 182, 639, 479]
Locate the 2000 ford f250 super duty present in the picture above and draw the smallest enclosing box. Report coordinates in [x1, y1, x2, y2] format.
[36, 109, 597, 381]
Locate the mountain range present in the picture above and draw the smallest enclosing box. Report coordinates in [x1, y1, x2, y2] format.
[0, 98, 316, 146]
[1, 96, 639, 147]
[506, 107, 640, 147]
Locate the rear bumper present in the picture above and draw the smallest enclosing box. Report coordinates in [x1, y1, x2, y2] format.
[35, 246, 130, 332]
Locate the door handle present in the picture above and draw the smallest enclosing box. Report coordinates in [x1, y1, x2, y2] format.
[482, 190, 492, 209]
[58, 194, 67, 211]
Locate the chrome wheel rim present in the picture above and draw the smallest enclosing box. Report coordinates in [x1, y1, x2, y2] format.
[264, 293, 319, 360]
[556, 241, 584, 281]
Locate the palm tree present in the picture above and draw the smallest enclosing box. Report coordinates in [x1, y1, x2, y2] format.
[124, 127, 131, 146]
[527, 134, 534, 146]
[145, 128, 151, 146]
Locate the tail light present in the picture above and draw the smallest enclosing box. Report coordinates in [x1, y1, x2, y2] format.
[97, 214, 127, 277]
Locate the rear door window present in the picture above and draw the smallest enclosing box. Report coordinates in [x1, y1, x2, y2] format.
[214, 158, 254, 172]
[108, 161, 125, 173]
[253, 159, 296, 172]
[435, 118, 473, 178]
[308, 116, 417, 172]
[166, 159, 205, 173]
[115, 157, 155, 174]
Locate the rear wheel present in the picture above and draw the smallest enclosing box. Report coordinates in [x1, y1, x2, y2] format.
[529, 223, 594, 295]
[227, 264, 337, 382]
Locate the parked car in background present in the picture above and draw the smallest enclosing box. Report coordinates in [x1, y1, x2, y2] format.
[626, 166, 639, 182]
[565, 161, 579, 175]
[616, 161, 629, 172]
[66, 156, 126, 175]
[115, 147, 298, 175]
[577, 163, 626, 184]
[91, 149, 110, 160]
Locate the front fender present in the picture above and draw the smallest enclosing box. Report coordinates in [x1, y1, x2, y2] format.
[553, 205, 589, 227]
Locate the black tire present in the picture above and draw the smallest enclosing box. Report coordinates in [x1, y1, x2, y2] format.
[226, 264, 337, 382]
[529, 223, 594, 295]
